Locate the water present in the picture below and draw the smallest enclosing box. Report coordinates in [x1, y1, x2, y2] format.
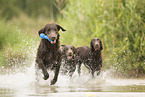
[0, 63, 145, 97]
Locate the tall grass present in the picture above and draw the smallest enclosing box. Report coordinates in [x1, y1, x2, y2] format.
[59, 0, 145, 77]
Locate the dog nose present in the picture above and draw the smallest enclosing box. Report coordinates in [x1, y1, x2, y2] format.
[51, 36, 56, 40]
[69, 52, 72, 55]
[96, 44, 99, 46]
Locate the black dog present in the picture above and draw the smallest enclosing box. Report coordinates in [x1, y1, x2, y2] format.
[77, 38, 103, 77]
[35, 23, 66, 85]
[60, 45, 77, 77]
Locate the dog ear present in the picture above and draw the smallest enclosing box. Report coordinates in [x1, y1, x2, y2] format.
[38, 28, 45, 36]
[73, 46, 77, 54]
[60, 45, 66, 51]
[60, 45, 66, 55]
[56, 24, 66, 31]
[100, 40, 103, 50]
[61, 45, 66, 47]
[90, 40, 95, 51]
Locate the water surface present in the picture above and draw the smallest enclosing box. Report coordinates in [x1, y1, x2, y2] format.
[0, 64, 145, 97]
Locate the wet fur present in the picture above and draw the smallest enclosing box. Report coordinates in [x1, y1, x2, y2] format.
[60, 45, 77, 77]
[76, 38, 103, 77]
[35, 23, 66, 85]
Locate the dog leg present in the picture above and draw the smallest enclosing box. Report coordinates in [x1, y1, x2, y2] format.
[97, 70, 101, 76]
[39, 64, 49, 80]
[69, 69, 74, 78]
[50, 65, 60, 85]
[77, 62, 81, 76]
[42, 65, 49, 80]
[36, 59, 49, 80]
[91, 70, 95, 78]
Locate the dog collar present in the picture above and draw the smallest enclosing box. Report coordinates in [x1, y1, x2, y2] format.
[40, 33, 53, 41]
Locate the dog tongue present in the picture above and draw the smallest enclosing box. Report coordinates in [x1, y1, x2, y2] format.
[95, 47, 99, 51]
[50, 40, 56, 44]
[67, 56, 72, 59]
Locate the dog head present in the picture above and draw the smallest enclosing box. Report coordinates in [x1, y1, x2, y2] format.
[38, 23, 66, 44]
[61, 45, 77, 60]
[90, 38, 103, 51]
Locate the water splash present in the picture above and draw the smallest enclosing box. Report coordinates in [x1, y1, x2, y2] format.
[1, 62, 145, 89]
[0, 63, 35, 89]
[0, 49, 145, 97]
[0, 62, 145, 97]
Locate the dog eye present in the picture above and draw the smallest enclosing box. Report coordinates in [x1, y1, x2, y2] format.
[65, 48, 68, 50]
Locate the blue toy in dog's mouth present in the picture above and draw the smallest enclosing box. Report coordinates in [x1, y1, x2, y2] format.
[40, 33, 53, 42]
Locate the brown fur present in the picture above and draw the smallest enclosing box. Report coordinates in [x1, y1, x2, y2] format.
[35, 23, 66, 85]
[76, 38, 103, 77]
[60, 45, 77, 77]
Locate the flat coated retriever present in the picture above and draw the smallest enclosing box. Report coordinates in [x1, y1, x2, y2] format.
[35, 23, 66, 85]
[76, 38, 103, 77]
[60, 45, 77, 77]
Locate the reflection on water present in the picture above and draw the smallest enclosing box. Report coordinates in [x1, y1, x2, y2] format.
[0, 64, 145, 97]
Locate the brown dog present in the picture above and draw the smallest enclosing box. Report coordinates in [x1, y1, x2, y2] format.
[60, 45, 77, 77]
[35, 23, 66, 85]
[76, 38, 103, 77]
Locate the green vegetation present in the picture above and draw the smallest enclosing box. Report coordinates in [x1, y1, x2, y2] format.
[59, 0, 145, 77]
[0, 20, 37, 69]
[0, 0, 144, 77]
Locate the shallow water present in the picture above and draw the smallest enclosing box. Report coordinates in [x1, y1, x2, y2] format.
[0, 63, 145, 97]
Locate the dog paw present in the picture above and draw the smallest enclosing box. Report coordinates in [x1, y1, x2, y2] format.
[43, 74, 49, 80]
[50, 80, 56, 85]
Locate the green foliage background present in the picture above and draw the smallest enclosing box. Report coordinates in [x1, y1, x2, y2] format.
[0, 0, 144, 77]
[59, 0, 145, 77]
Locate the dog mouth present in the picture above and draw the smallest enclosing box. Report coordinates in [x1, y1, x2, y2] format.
[67, 55, 73, 59]
[48, 35, 57, 44]
[94, 46, 100, 51]
[50, 40, 56, 44]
